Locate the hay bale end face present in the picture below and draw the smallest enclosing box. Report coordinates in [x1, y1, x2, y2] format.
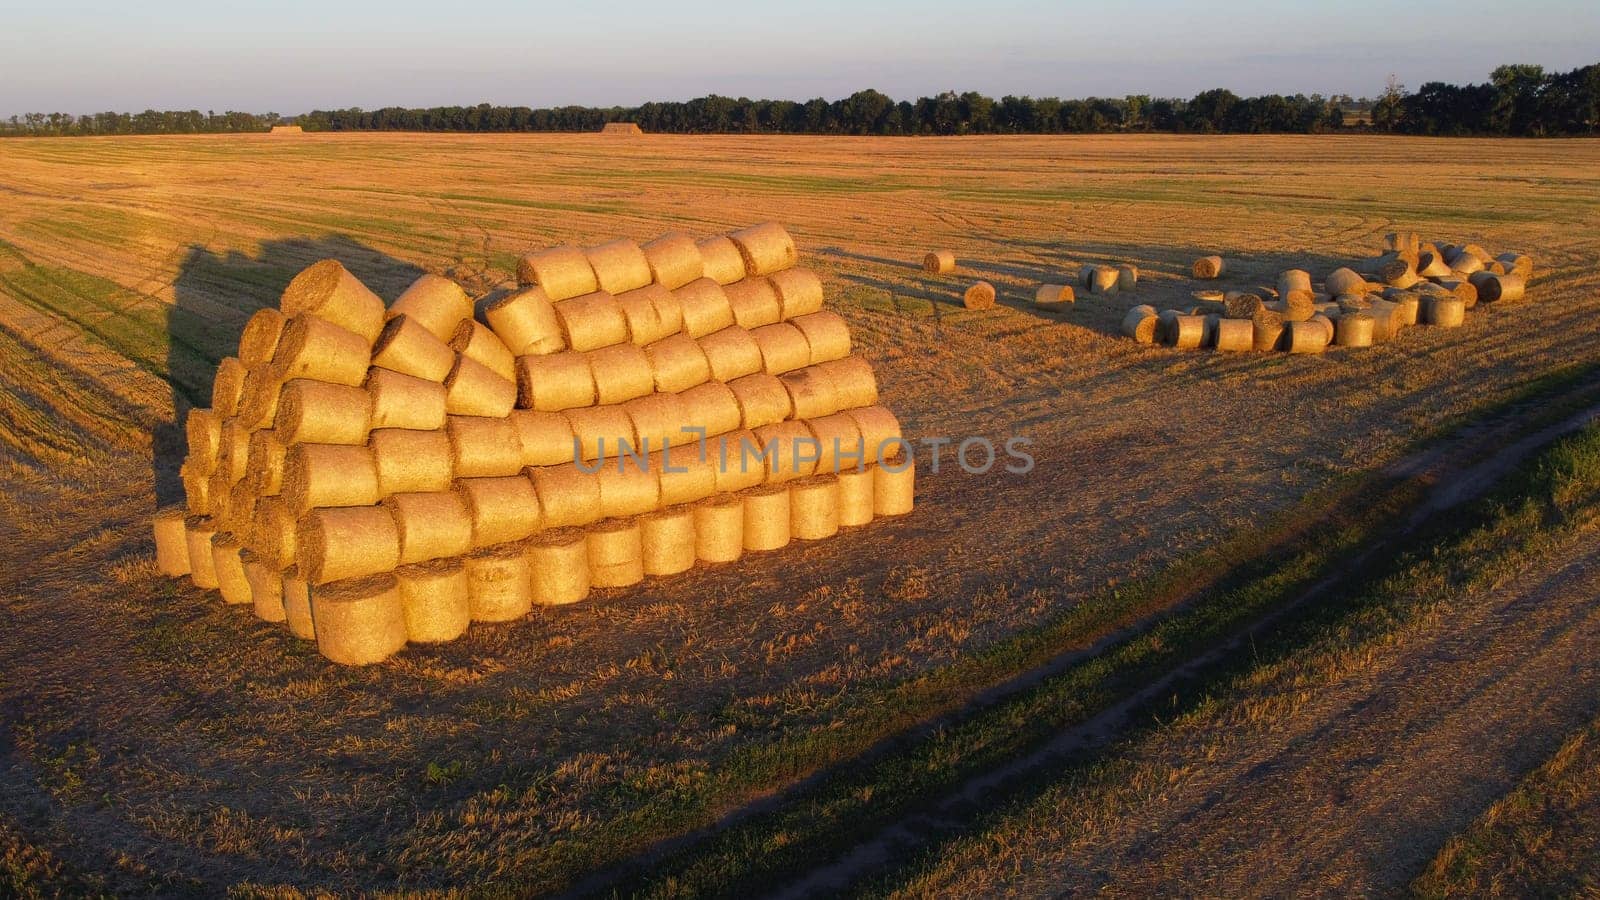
[962, 281, 997, 310]
[923, 251, 956, 274]
[1192, 256, 1224, 280]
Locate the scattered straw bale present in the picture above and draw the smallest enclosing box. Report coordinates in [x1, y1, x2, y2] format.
[184, 516, 219, 589]
[1213, 318, 1254, 351]
[770, 268, 825, 319]
[1470, 271, 1526, 303]
[1309, 313, 1336, 344]
[742, 484, 792, 551]
[1335, 313, 1375, 347]
[656, 441, 719, 507]
[564, 404, 638, 462]
[448, 415, 526, 478]
[554, 291, 630, 352]
[641, 506, 697, 576]
[1417, 251, 1452, 278]
[714, 430, 767, 493]
[510, 410, 576, 467]
[463, 545, 535, 622]
[782, 367, 841, 421]
[530, 464, 602, 529]
[1449, 252, 1485, 276]
[526, 528, 591, 605]
[751, 323, 812, 375]
[1366, 300, 1401, 341]
[445, 355, 517, 418]
[279, 260, 386, 344]
[588, 518, 645, 588]
[586, 239, 654, 295]
[212, 534, 252, 606]
[1117, 265, 1139, 291]
[388, 274, 473, 342]
[242, 552, 286, 623]
[517, 245, 599, 300]
[1192, 256, 1224, 279]
[373, 315, 456, 382]
[240, 308, 288, 367]
[963, 281, 997, 309]
[396, 559, 470, 643]
[1422, 295, 1466, 327]
[645, 333, 712, 393]
[729, 223, 798, 276]
[1370, 252, 1416, 286]
[449, 320, 518, 382]
[297, 506, 401, 585]
[1324, 268, 1367, 297]
[625, 392, 689, 454]
[696, 237, 748, 285]
[385, 491, 473, 565]
[1223, 293, 1265, 320]
[588, 343, 656, 405]
[816, 356, 879, 409]
[699, 325, 764, 382]
[679, 381, 743, 437]
[366, 368, 447, 431]
[1087, 266, 1119, 295]
[1431, 277, 1479, 309]
[694, 494, 745, 563]
[616, 283, 679, 346]
[1033, 284, 1075, 310]
[641, 232, 705, 289]
[675, 278, 737, 337]
[837, 467, 875, 526]
[458, 475, 542, 546]
[1121, 305, 1159, 343]
[485, 286, 565, 356]
[725, 278, 784, 329]
[1277, 270, 1314, 307]
[1282, 319, 1329, 354]
[283, 444, 379, 514]
[923, 251, 956, 274]
[729, 374, 794, 430]
[874, 457, 916, 516]
[1162, 314, 1205, 349]
[790, 475, 841, 541]
[153, 506, 190, 576]
[274, 315, 371, 386]
[282, 568, 315, 639]
[516, 351, 596, 412]
[1497, 253, 1533, 278]
[212, 358, 246, 417]
[312, 574, 408, 665]
[370, 428, 453, 495]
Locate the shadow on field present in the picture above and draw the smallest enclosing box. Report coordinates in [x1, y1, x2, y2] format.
[153, 236, 424, 505]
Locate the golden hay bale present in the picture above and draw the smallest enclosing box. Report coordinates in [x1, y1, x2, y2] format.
[923, 251, 956, 274]
[641, 506, 697, 576]
[873, 457, 916, 516]
[790, 475, 840, 541]
[207, 470, 234, 525]
[279, 260, 386, 344]
[311, 575, 408, 665]
[679, 381, 743, 437]
[1392, 293, 1421, 326]
[963, 281, 997, 309]
[625, 392, 688, 455]
[645, 333, 712, 393]
[458, 475, 542, 547]
[253, 496, 297, 568]
[1447, 243, 1491, 265]
[211, 357, 247, 418]
[751, 323, 812, 375]
[836, 467, 874, 527]
[516, 350, 596, 412]
[1192, 256, 1224, 279]
[282, 444, 379, 515]
[1087, 266, 1120, 295]
[815, 356, 879, 409]
[789, 311, 851, 364]
[184, 516, 219, 589]
[641, 232, 706, 290]
[1422, 295, 1466, 327]
[1431, 277, 1479, 309]
[373, 314, 456, 383]
[517, 245, 598, 300]
[396, 558, 470, 643]
[1222, 293, 1264, 320]
[725, 278, 783, 330]
[445, 355, 517, 418]
[218, 419, 252, 482]
[1324, 268, 1366, 296]
[297, 506, 401, 585]
[242, 551, 286, 623]
[449, 319, 518, 382]
[1033, 284, 1075, 309]
[388, 274, 473, 342]
[1366, 300, 1400, 342]
[675, 277, 737, 338]
[1309, 313, 1336, 344]
[617, 283, 683, 346]
[782, 367, 842, 421]
[485, 286, 565, 356]
[1282, 320, 1329, 354]
[181, 463, 211, 516]
[1384, 231, 1421, 257]
[715, 430, 769, 494]
[656, 442, 719, 507]
[239, 308, 288, 367]
[1417, 251, 1453, 278]
[729, 222, 797, 276]
[1335, 313, 1375, 347]
[1449, 253, 1485, 276]
[370, 428, 453, 495]
[273, 315, 371, 387]
[589, 343, 656, 405]
[211, 533, 252, 605]
[447, 415, 525, 478]
[755, 420, 820, 484]
[366, 368, 447, 431]
[530, 463, 603, 529]
[526, 528, 591, 605]
[1213, 318, 1254, 352]
[1162, 314, 1205, 349]
[847, 405, 904, 465]
[699, 325, 764, 382]
[588, 518, 645, 588]
[770, 268, 825, 320]
[1370, 252, 1416, 285]
[729, 373, 794, 430]
[153, 506, 190, 576]
[554, 291, 630, 352]
[807, 411, 864, 474]
[1277, 270, 1314, 305]
[564, 404, 638, 462]
[585, 239, 654, 295]
[1497, 253, 1533, 278]
[1121, 305, 1159, 343]
[697, 236, 748, 285]
[1117, 265, 1139, 291]
[278, 376, 374, 441]
[282, 567, 315, 640]
[237, 369, 285, 430]
[1470, 271, 1527, 303]
[463, 544, 536, 622]
[742, 484, 792, 551]
[246, 430, 288, 495]
[693, 494, 745, 563]
[510, 410, 576, 467]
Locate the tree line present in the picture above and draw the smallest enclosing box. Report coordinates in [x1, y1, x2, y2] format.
[3, 63, 1594, 138]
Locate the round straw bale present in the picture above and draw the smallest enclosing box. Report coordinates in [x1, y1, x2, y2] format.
[641, 506, 696, 576]
[1393, 293, 1421, 328]
[729, 373, 793, 430]
[1484, 260, 1508, 276]
[1448, 243, 1491, 266]
[253, 496, 297, 567]
[282, 567, 314, 639]
[366, 367, 447, 432]
[1282, 320, 1329, 354]
[873, 456, 916, 516]
[1417, 251, 1453, 278]
[694, 494, 744, 563]
[515, 350, 596, 412]
[963, 281, 997, 309]
[1121, 305, 1159, 343]
[370, 428, 453, 495]
[815, 357, 879, 409]
[656, 441, 719, 507]
[782, 367, 842, 421]
[754, 420, 819, 484]
[373, 314, 456, 382]
[526, 528, 591, 605]
[1223, 293, 1265, 320]
[445, 355, 517, 418]
[297, 505, 400, 585]
[564, 404, 638, 462]
[699, 325, 764, 382]
[1162, 314, 1205, 349]
[585, 239, 653, 295]
[464, 544, 537, 621]
[678, 380, 742, 438]
[449, 320, 518, 382]
[588, 517, 645, 588]
[742, 484, 792, 552]
[641, 232, 705, 290]
[207, 470, 234, 524]
[1432, 277, 1479, 309]
[181, 463, 211, 516]
[645, 333, 712, 393]
[517, 245, 598, 300]
[278, 376, 374, 441]
[1383, 231, 1421, 257]
[1450, 253, 1485, 276]
[715, 430, 769, 494]
[247, 430, 287, 496]
[279, 260, 386, 344]
[239, 308, 288, 367]
[923, 251, 956, 274]
[1497, 253, 1533, 278]
[485, 286, 565, 356]
[729, 223, 798, 276]
[242, 551, 286, 623]
[448, 415, 525, 478]
[531, 463, 603, 529]
[211, 358, 246, 418]
[836, 467, 874, 527]
[789, 311, 850, 364]
[396, 558, 470, 643]
[1365, 300, 1399, 342]
[847, 405, 904, 465]
[184, 517, 219, 589]
[616, 283, 678, 346]
[1213, 318, 1254, 352]
[273, 315, 371, 387]
[218, 419, 251, 482]
[789, 475, 840, 541]
[1310, 313, 1336, 344]
[389, 274, 473, 342]
[510, 410, 576, 467]
[624, 393, 689, 456]
[589, 343, 656, 405]
[751, 323, 812, 375]
[1033, 284, 1074, 310]
[1422, 295, 1466, 327]
[283, 444, 379, 515]
[457, 475, 542, 547]
[1370, 253, 1415, 285]
[1087, 266, 1120, 295]
[1470, 271, 1526, 303]
[674, 278, 737, 337]
[1277, 270, 1314, 306]
[553, 291, 629, 352]
[696, 236, 748, 285]
[1324, 268, 1367, 297]
[237, 369, 285, 431]
[807, 411, 864, 475]
[1192, 256, 1224, 279]
[1117, 265, 1139, 291]
[1335, 313, 1375, 348]
[770, 268, 825, 319]
[152, 506, 191, 576]
[312, 574, 408, 665]
[725, 278, 783, 330]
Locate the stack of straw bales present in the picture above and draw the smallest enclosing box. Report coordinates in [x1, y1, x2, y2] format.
[153, 223, 914, 665]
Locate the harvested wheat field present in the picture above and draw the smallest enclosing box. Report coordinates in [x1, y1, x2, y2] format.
[2, 132, 1600, 894]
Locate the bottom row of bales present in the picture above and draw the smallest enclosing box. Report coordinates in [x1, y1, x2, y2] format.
[153, 461, 914, 665]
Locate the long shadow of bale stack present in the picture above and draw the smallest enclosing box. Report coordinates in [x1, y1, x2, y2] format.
[150, 224, 915, 665]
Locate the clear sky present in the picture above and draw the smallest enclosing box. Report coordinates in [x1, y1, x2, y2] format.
[2, 0, 1597, 115]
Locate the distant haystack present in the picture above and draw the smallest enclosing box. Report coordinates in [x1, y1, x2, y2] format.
[601, 122, 643, 136]
[270, 125, 304, 135]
